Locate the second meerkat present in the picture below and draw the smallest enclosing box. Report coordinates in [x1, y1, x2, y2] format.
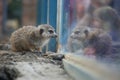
[10, 24, 57, 52]
[70, 26, 112, 58]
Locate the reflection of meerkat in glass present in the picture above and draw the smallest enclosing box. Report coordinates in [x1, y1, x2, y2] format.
[70, 26, 112, 59]
[10, 24, 57, 52]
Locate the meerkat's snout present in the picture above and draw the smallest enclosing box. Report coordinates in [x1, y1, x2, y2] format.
[47, 29, 58, 38]
[55, 34, 58, 37]
[70, 29, 80, 39]
[51, 33, 58, 38]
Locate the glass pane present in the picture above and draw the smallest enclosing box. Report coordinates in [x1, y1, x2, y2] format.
[60, 0, 120, 65]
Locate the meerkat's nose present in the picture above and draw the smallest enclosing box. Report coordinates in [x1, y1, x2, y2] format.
[54, 34, 58, 38]
[51, 33, 58, 38]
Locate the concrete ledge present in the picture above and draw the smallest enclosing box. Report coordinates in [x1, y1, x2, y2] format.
[63, 54, 120, 80]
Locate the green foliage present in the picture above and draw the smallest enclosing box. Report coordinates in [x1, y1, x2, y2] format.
[7, 0, 22, 19]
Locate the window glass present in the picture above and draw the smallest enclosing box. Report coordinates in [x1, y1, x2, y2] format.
[60, 0, 120, 65]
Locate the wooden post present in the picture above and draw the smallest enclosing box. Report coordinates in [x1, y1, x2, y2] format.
[63, 54, 120, 80]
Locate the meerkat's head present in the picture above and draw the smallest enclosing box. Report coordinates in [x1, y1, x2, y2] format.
[71, 26, 103, 41]
[71, 26, 90, 41]
[37, 24, 58, 38]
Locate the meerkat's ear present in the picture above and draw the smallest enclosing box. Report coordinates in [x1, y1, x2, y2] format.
[39, 29, 44, 35]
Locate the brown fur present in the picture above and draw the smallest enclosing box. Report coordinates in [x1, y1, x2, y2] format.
[10, 24, 57, 52]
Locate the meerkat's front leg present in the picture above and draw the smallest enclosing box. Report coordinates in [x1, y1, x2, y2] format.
[33, 46, 42, 53]
[30, 48, 42, 58]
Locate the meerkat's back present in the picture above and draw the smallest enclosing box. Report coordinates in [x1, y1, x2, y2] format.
[10, 26, 37, 51]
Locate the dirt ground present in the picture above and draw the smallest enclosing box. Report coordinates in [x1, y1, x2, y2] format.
[0, 50, 73, 80]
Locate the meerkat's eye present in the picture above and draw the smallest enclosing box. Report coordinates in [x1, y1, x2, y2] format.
[39, 29, 44, 34]
[74, 31, 80, 34]
[49, 30, 54, 34]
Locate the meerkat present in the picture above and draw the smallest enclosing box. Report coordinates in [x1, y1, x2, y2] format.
[70, 26, 112, 59]
[10, 24, 57, 52]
